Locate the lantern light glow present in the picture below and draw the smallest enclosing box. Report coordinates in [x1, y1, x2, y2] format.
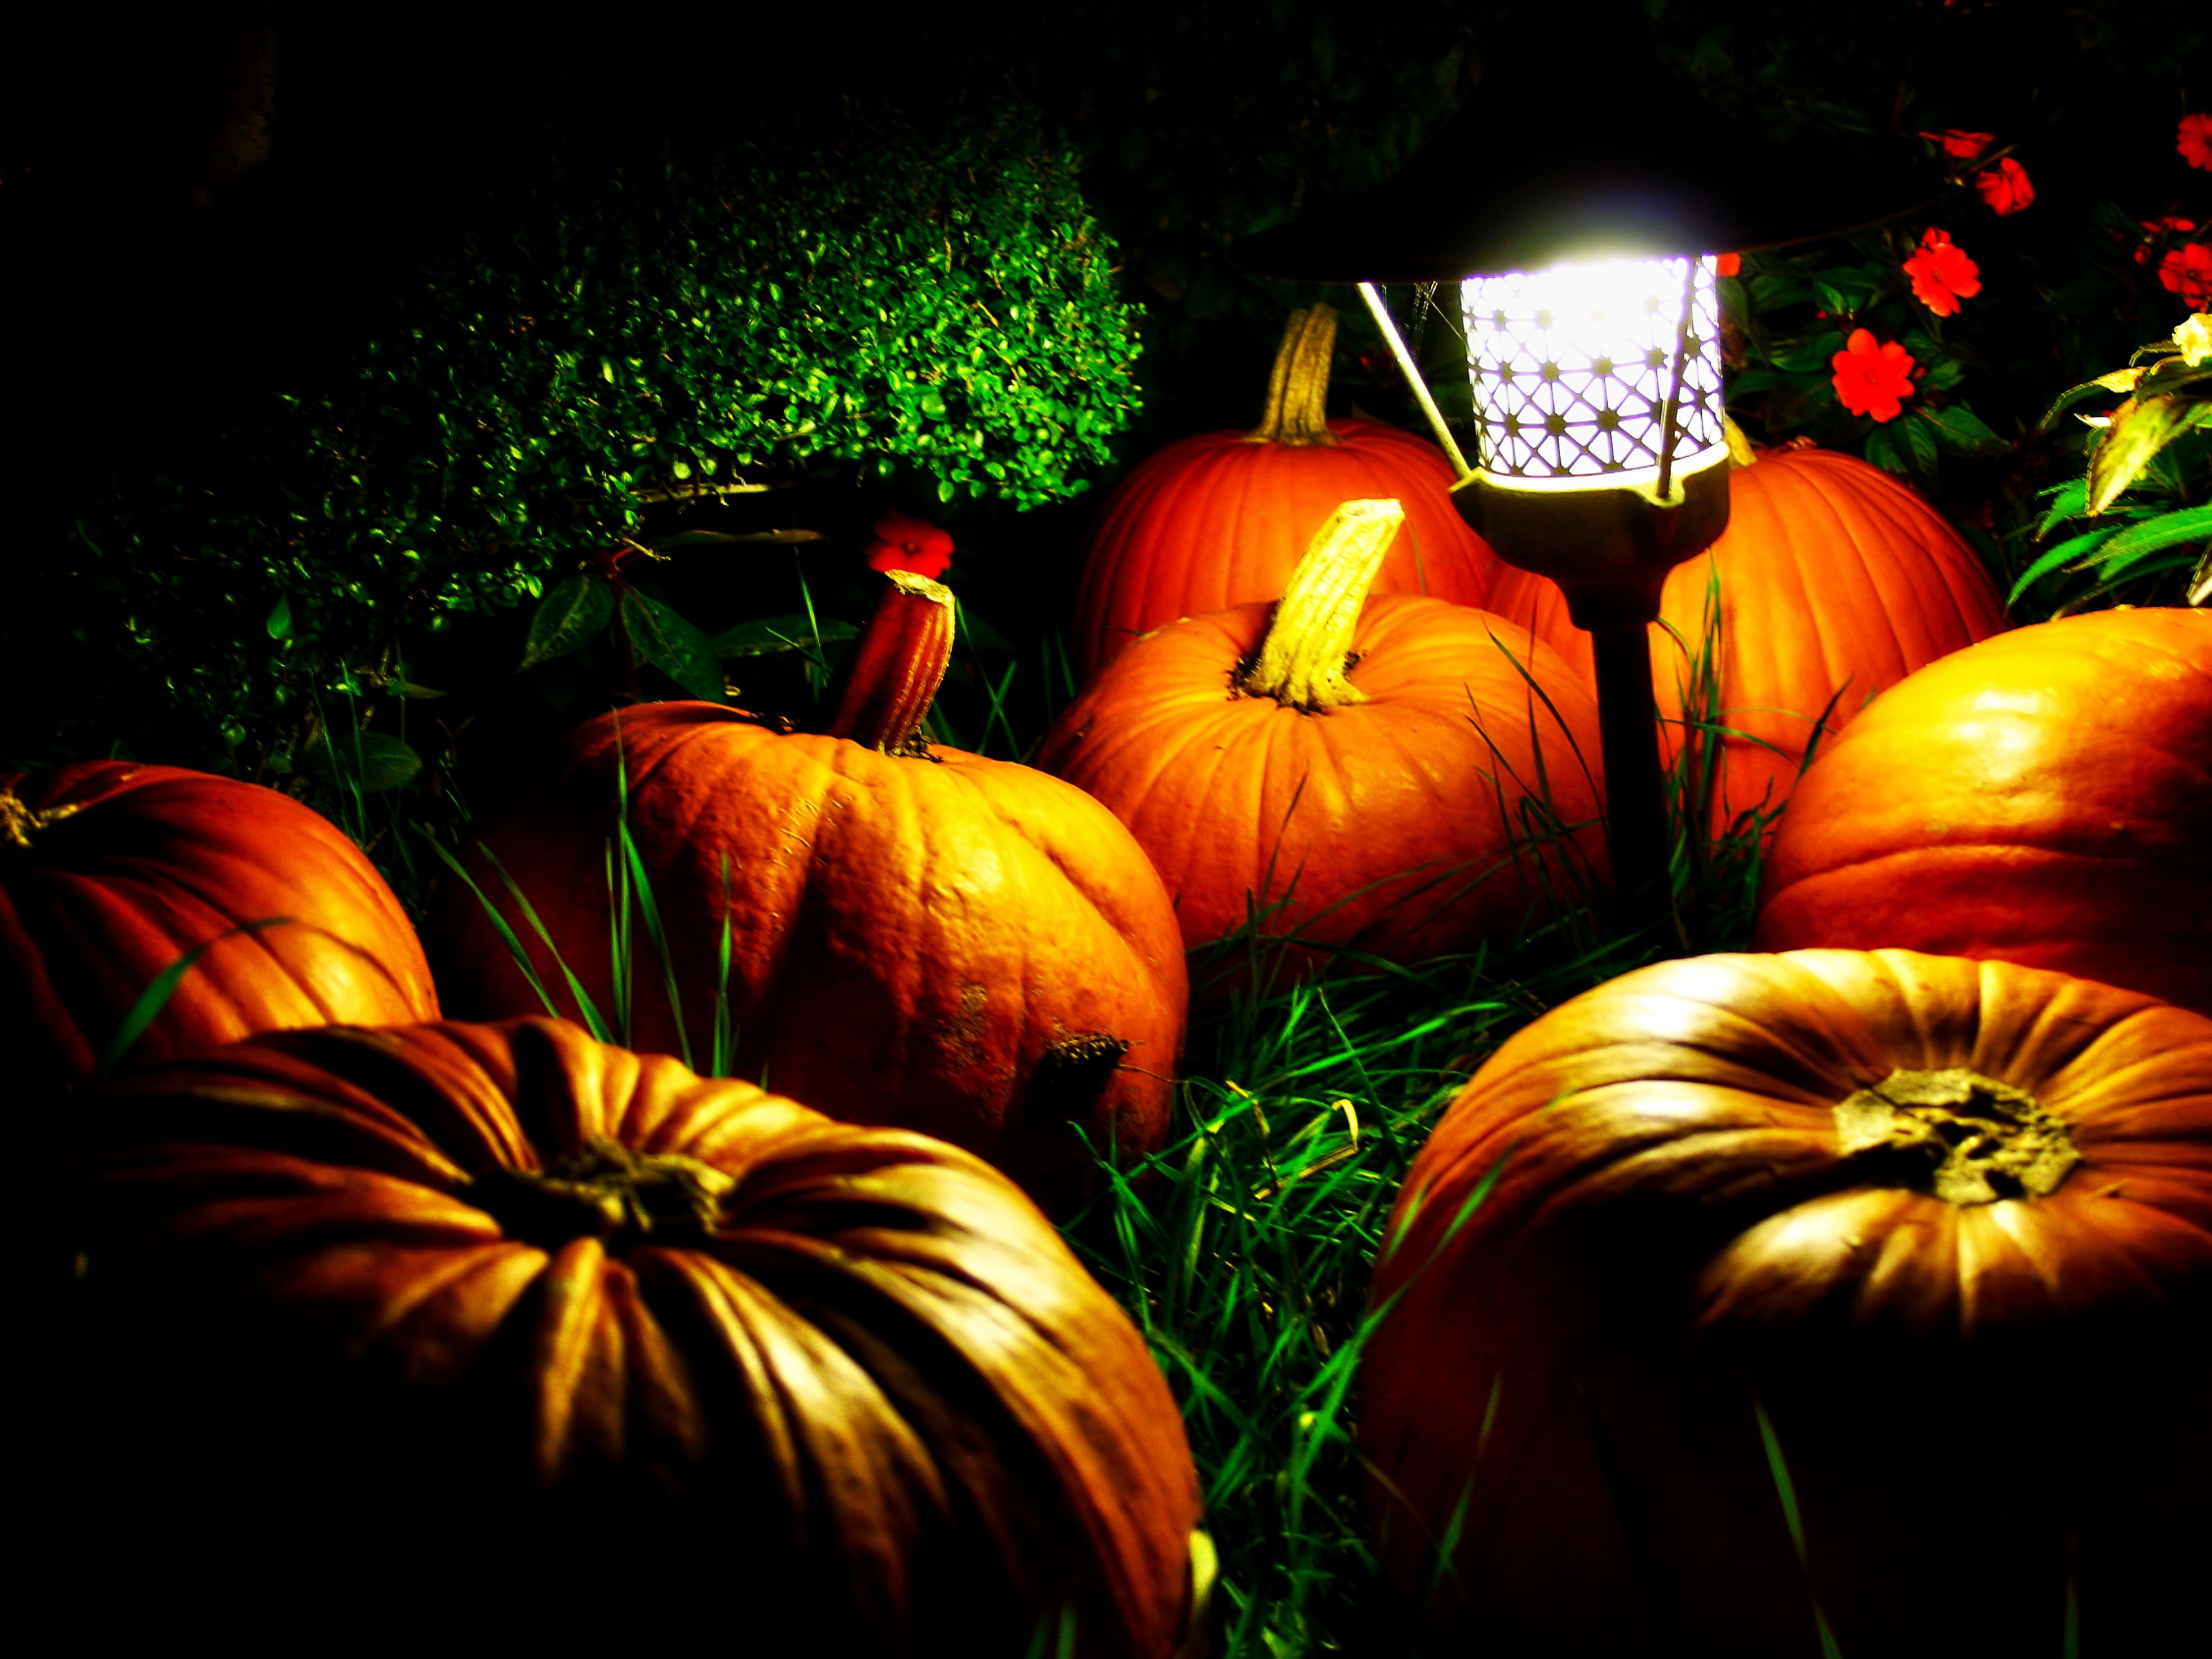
[1461, 254, 1725, 491]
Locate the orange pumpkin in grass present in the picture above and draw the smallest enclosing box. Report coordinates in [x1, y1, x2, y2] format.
[1, 760, 439, 1096]
[1485, 440, 2009, 832]
[50, 1015, 1205, 1655]
[1753, 606, 2212, 1017]
[431, 573, 1187, 1217]
[1071, 304, 1500, 682]
[1364, 948, 2212, 1657]
[1040, 500, 1606, 995]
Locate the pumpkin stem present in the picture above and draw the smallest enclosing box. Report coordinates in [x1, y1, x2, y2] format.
[1833, 1068, 2080, 1205]
[1236, 499, 1406, 712]
[469, 1136, 736, 1250]
[1248, 306, 1342, 447]
[820, 569, 959, 754]
[1723, 414, 1759, 469]
[0, 790, 83, 850]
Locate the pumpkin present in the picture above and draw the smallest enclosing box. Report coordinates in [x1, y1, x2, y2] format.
[48, 1015, 1205, 1654]
[1752, 606, 2212, 1018]
[1038, 500, 1606, 993]
[1485, 440, 2010, 832]
[431, 573, 1188, 1217]
[1362, 948, 2212, 1658]
[1, 760, 440, 1096]
[1070, 304, 1501, 682]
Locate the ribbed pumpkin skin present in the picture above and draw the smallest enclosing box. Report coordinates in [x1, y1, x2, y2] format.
[1485, 446, 2009, 830]
[1035, 597, 1606, 978]
[51, 1018, 1203, 1656]
[1753, 608, 2212, 1017]
[1, 760, 439, 1094]
[431, 702, 1187, 1215]
[1363, 949, 2212, 1658]
[1071, 420, 1501, 681]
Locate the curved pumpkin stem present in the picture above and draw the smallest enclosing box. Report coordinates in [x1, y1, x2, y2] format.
[822, 570, 957, 753]
[1248, 306, 1342, 447]
[1237, 498, 1405, 712]
[0, 790, 82, 850]
[1723, 413, 1759, 469]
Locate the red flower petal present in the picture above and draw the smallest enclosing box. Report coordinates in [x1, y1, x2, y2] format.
[2180, 113, 2212, 173]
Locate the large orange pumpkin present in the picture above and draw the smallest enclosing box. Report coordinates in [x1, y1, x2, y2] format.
[1, 760, 439, 1094]
[1364, 948, 2212, 1657]
[1071, 305, 1500, 681]
[432, 574, 1188, 1216]
[1485, 441, 2009, 832]
[1753, 606, 2212, 1017]
[50, 1015, 1204, 1654]
[1039, 500, 1605, 993]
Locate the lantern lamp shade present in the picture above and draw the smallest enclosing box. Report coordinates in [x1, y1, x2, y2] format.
[1462, 254, 1725, 488]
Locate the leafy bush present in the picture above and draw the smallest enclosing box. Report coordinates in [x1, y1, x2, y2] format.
[59, 103, 1138, 774]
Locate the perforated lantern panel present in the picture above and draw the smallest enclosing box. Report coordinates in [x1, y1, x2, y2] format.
[1460, 255, 1725, 487]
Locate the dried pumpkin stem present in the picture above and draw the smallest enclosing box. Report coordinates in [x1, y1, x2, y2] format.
[1236, 498, 1406, 712]
[822, 568, 958, 753]
[1833, 1067, 2080, 1205]
[1248, 305, 1342, 447]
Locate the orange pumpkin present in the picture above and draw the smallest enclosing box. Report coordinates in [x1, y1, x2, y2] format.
[52, 1015, 1205, 1654]
[1039, 500, 1605, 993]
[1753, 607, 2212, 1017]
[1485, 441, 2009, 832]
[1365, 948, 2212, 1656]
[1071, 305, 1500, 682]
[431, 574, 1188, 1216]
[1, 760, 439, 1095]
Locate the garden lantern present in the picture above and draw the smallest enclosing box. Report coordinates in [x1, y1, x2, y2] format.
[1235, 9, 1933, 939]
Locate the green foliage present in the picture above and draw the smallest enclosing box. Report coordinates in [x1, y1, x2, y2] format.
[66, 103, 1138, 775]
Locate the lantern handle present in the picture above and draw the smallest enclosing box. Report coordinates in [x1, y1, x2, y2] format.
[1653, 255, 1702, 503]
[1356, 281, 1473, 480]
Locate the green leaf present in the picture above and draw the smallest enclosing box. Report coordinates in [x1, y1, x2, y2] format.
[301, 729, 422, 793]
[2035, 480, 2090, 539]
[2006, 528, 2119, 604]
[2088, 397, 2212, 514]
[265, 595, 293, 641]
[707, 615, 859, 658]
[520, 574, 615, 670]
[625, 590, 725, 701]
[1863, 426, 1907, 477]
[1915, 404, 2009, 457]
[2091, 505, 2212, 573]
[1897, 410, 1940, 479]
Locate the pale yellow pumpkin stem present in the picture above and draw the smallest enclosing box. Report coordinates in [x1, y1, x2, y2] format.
[0, 790, 82, 850]
[1248, 306, 1342, 447]
[823, 570, 957, 753]
[1723, 413, 1759, 469]
[1237, 498, 1406, 712]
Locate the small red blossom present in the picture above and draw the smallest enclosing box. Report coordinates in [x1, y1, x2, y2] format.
[2180, 113, 2212, 172]
[1919, 128, 1994, 162]
[2158, 243, 2212, 311]
[1901, 227, 1982, 317]
[863, 511, 955, 579]
[1974, 158, 2034, 216]
[2135, 217, 2200, 264]
[1830, 328, 1918, 423]
[1714, 252, 1741, 276]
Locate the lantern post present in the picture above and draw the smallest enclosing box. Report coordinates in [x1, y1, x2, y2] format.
[1235, 7, 1931, 945]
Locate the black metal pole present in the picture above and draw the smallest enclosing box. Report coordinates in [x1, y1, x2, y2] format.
[1588, 621, 1671, 944]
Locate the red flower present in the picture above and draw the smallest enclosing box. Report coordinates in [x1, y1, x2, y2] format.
[1714, 252, 1741, 276]
[2180, 113, 2212, 172]
[1919, 128, 1994, 162]
[2135, 217, 2200, 263]
[1901, 227, 1982, 317]
[2158, 243, 2212, 311]
[1974, 158, 2034, 216]
[863, 511, 955, 579]
[1830, 328, 1918, 423]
